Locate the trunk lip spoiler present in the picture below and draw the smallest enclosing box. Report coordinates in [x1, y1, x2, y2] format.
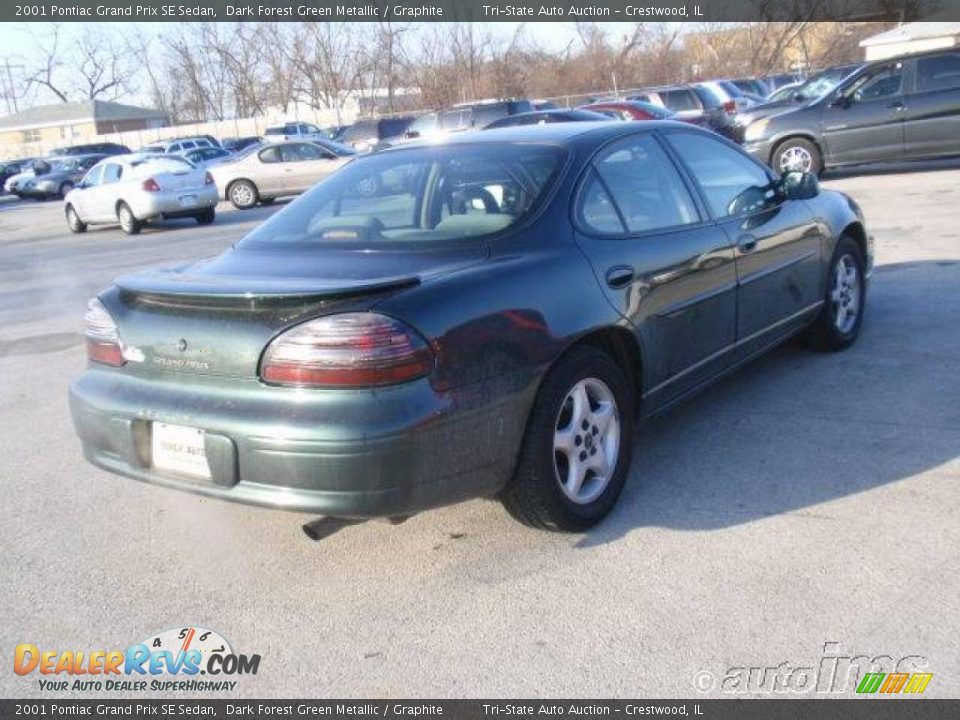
[114, 271, 421, 300]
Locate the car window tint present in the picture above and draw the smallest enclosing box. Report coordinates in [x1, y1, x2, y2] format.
[666, 133, 771, 218]
[579, 170, 626, 234]
[129, 157, 192, 177]
[281, 144, 323, 162]
[82, 165, 105, 186]
[440, 110, 469, 131]
[850, 63, 903, 101]
[662, 89, 700, 112]
[916, 52, 960, 92]
[240, 145, 564, 246]
[589, 134, 698, 234]
[102, 164, 123, 184]
[409, 113, 438, 134]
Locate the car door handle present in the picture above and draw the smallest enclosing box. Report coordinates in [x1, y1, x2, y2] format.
[737, 234, 758, 253]
[605, 265, 635, 289]
[887, 100, 906, 111]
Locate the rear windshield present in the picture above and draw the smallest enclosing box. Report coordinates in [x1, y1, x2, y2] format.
[129, 157, 194, 177]
[240, 144, 565, 247]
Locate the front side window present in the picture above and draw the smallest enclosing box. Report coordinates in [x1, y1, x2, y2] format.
[579, 134, 698, 235]
[847, 63, 903, 102]
[280, 143, 325, 162]
[665, 133, 772, 219]
[916, 52, 960, 92]
[259, 147, 280, 164]
[82, 165, 105, 187]
[239, 144, 565, 247]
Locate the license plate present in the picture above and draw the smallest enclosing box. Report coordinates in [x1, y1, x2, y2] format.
[178, 195, 197, 207]
[151, 422, 211, 480]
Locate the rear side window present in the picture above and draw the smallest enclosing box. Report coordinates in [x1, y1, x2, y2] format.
[916, 52, 960, 92]
[579, 134, 698, 235]
[665, 133, 771, 218]
[473, 104, 509, 127]
[102, 164, 123, 183]
[662, 89, 701, 112]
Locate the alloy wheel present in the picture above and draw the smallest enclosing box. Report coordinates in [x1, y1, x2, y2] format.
[553, 377, 621, 505]
[779, 145, 812, 173]
[830, 253, 861, 334]
[231, 182, 255, 207]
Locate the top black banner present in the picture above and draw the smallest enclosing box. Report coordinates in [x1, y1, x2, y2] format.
[6, 0, 960, 23]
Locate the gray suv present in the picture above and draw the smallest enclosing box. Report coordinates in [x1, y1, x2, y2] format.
[742, 49, 960, 174]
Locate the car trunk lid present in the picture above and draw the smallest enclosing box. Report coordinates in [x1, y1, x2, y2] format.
[106, 244, 485, 379]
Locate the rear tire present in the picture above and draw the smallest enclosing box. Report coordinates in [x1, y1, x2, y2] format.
[500, 346, 634, 531]
[772, 137, 822, 175]
[65, 204, 87, 234]
[195, 207, 216, 225]
[228, 179, 258, 209]
[803, 235, 866, 351]
[117, 202, 142, 235]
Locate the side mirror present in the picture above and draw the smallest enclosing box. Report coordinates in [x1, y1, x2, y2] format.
[405, 130, 420, 139]
[779, 171, 819, 200]
[830, 94, 852, 109]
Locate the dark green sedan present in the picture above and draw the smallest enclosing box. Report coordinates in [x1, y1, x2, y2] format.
[70, 122, 872, 531]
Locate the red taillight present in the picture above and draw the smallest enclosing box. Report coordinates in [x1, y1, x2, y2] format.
[84, 298, 125, 367]
[723, 100, 736, 114]
[142, 177, 161, 192]
[204, 171, 214, 185]
[260, 313, 433, 388]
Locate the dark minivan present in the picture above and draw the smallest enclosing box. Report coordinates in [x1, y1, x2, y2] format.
[742, 49, 960, 174]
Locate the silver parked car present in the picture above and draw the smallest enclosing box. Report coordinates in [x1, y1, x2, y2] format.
[64, 154, 219, 235]
[208, 140, 354, 209]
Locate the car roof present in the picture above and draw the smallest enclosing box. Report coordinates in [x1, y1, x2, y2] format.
[392, 119, 704, 149]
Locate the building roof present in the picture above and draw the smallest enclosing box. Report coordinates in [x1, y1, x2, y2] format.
[860, 21, 960, 48]
[0, 100, 167, 131]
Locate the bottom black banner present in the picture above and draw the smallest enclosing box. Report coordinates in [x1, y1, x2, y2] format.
[0, 700, 958, 720]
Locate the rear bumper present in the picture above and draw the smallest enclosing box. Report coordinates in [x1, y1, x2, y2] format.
[129, 186, 219, 220]
[69, 367, 535, 517]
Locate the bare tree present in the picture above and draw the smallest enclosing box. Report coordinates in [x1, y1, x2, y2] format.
[22, 25, 137, 103]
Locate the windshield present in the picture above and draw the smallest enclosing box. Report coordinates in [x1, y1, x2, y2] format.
[798, 68, 857, 100]
[240, 144, 565, 248]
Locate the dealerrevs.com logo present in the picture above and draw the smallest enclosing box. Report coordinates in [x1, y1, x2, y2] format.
[14, 626, 261, 693]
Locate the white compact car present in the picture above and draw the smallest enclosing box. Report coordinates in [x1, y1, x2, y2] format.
[64, 154, 219, 235]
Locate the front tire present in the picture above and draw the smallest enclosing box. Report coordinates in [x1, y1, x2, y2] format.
[500, 346, 634, 531]
[65, 204, 87, 234]
[228, 179, 259, 209]
[117, 202, 142, 235]
[772, 137, 822, 175]
[803, 235, 866, 351]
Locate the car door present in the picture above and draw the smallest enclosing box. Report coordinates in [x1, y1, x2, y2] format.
[253, 145, 285, 195]
[902, 51, 960, 159]
[572, 131, 738, 406]
[71, 164, 105, 220]
[663, 130, 824, 358]
[821, 60, 906, 165]
[277, 143, 321, 192]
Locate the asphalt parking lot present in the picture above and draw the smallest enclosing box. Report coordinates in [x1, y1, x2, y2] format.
[1, 162, 958, 699]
